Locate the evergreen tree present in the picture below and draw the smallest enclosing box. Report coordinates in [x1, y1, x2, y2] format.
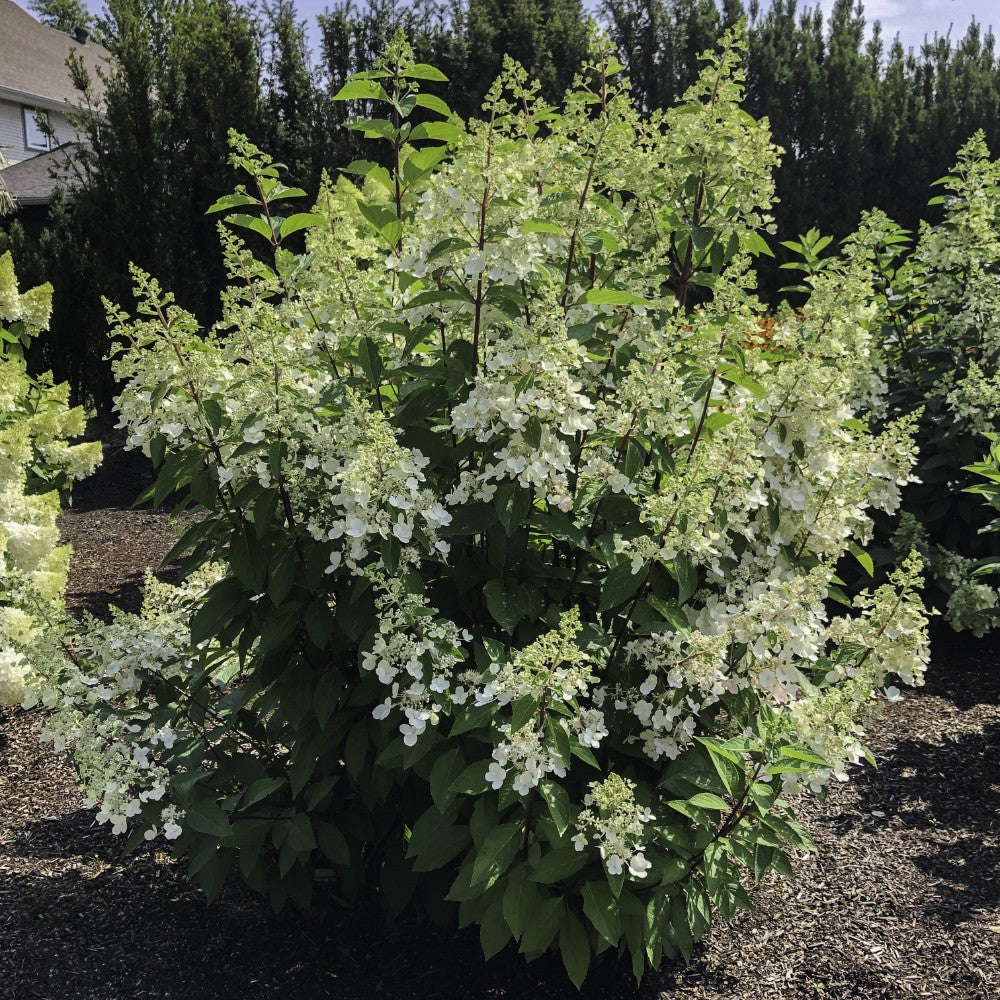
[22, 0, 264, 409]
[261, 0, 328, 191]
[601, 1, 740, 111]
[459, 0, 589, 117]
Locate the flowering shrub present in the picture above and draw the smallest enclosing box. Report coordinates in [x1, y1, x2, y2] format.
[823, 135, 1000, 634]
[0, 252, 101, 708]
[30, 32, 929, 984]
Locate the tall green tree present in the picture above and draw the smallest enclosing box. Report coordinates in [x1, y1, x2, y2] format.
[261, 0, 330, 191]
[459, 0, 589, 117]
[23, 0, 264, 409]
[600, 0, 741, 111]
[28, 0, 94, 34]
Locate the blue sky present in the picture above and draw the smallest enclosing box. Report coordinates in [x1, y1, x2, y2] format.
[63, 1, 1000, 57]
[799, 1, 996, 50]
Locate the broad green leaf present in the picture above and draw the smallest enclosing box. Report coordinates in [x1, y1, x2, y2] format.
[316, 820, 350, 865]
[429, 748, 466, 811]
[584, 288, 655, 307]
[471, 823, 521, 886]
[410, 121, 463, 144]
[479, 897, 512, 959]
[559, 910, 591, 989]
[278, 213, 327, 239]
[529, 845, 588, 884]
[284, 813, 316, 852]
[412, 93, 451, 116]
[241, 776, 284, 809]
[539, 780, 572, 837]
[582, 881, 621, 945]
[483, 579, 528, 633]
[502, 864, 539, 937]
[599, 561, 645, 611]
[225, 213, 273, 241]
[404, 63, 448, 81]
[848, 540, 874, 577]
[687, 792, 729, 811]
[206, 192, 259, 214]
[185, 799, 232, 839]
[333, 79, 386, 101]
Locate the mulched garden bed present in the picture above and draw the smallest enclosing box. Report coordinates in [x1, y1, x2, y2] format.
[1, 442, 998, 1000]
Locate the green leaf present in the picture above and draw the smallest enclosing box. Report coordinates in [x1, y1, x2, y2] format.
[312, 670, 341, 730]
[742, 231, 775, 257]
[267, 545, 298, 606]
[429, 748, 466, 811]
[200, 398, 223, 434]
[344, 719, 368, 780]
[599, 561, 645, 611]
[559, 911, 591, 989]
[394, 384, 448, 427]
[206, 192, 259, 214]
[471, 823, 521, 886]
[518, 896, 562, 953]
[357, 336, 384, 386]
[529, 845, 588, 884]
[778, 745, 832, 769]
[194, 846, 234, 903]
[539, 780, 572, 837]
[305, 600, 335, 649]
[284, 813, 316, 852]
[229, 522, 267, 592]
[483, 579, 528, 633]
[225, 213, 273, 241]
[316, 820, 350, 865]
[848, 540, 874, 577]
[502, 864, 539, 937]
[278, 213, 327, 240]
[509, 694, 539, 733]
[404, 63, 448, 81]
[191, 578, 248, 645]
[660, 858, 688, 884]
[687, 792, 729, 811]
[185, 799, 232, 839]
[494, 482, 533, 535]
[674, 552, 698, 604]
[333, 79, 386, 101]
[412, 93, 451, 116]
[582, 881, 621, 946]
[584, 289, 655, 307]
[410, 119, 463, 142]
[479, 897, 512, 959]
[449, 760, 490, 796]
[407, 807, 470, 873]
[241, 776, 284, 809]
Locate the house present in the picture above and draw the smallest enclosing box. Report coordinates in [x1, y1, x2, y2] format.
[0, 0, 108, 210]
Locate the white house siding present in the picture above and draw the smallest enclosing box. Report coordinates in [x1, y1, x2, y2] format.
[0, 99, 75, 164]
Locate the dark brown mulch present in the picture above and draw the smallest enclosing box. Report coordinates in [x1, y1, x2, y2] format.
[1, 448, 998, 1000]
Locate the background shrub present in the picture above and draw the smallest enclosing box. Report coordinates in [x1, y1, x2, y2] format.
[0, 252, 101, 708]
[809, 136, 1000, 634]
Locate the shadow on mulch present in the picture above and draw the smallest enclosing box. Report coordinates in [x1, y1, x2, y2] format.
[847, 717, 1000, 924]
[70, 431, 157, 514]
[0, 859, 659, 1000]
[60, 437, 183, 619]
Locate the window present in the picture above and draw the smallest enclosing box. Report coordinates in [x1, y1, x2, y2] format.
[22, 107, 50, 152]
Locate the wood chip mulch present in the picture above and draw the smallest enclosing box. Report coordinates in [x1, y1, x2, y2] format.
[1, 444, 998, 1000]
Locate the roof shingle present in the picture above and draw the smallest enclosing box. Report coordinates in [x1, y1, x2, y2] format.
[0, 143, 77, 204]
[0, 1, 109, 110]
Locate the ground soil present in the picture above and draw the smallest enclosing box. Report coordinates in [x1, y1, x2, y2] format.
[1, 444, 998, 1000]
